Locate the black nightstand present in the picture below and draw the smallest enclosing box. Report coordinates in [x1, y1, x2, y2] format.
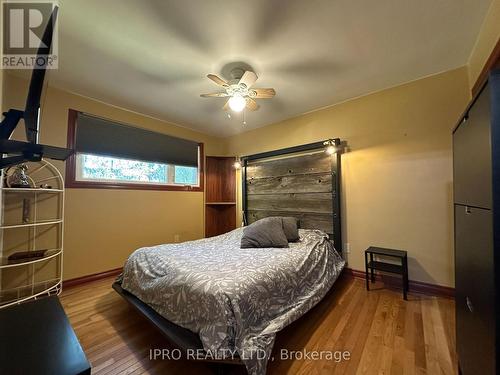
[365, 246, 409, 300]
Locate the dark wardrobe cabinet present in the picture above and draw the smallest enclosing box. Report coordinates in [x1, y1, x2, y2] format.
[453, 69, 500, 375]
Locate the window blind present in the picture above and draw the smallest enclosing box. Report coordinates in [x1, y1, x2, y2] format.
[74, 113, 199, 167]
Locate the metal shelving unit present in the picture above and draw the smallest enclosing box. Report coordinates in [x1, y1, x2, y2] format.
[0, 160, 64, 309]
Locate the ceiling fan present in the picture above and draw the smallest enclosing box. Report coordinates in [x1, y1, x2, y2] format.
[200, 69, 276, 112]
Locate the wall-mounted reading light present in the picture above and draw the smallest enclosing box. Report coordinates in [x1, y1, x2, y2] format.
[234, 157, 242, 169]
[323, 139, 336, 155]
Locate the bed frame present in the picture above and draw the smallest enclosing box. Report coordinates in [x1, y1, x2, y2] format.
[112, 282, 239, 365]
[112, 139, 343, 367]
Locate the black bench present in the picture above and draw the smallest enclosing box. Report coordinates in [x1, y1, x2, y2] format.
[0, 296, 91, 375]
[365, 246, 409, 300]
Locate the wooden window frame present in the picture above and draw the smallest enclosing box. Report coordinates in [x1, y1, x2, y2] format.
[65, 109, 204, 192]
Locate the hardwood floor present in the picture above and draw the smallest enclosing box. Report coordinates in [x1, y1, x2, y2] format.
[60, 274, 457, 374]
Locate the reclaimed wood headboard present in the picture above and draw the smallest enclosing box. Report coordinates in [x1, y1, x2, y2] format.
[242, 140, 342, 253]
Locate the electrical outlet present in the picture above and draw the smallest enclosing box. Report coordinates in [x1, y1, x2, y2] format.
[344, 243, 350, 253]
[174, 234, 180, 243]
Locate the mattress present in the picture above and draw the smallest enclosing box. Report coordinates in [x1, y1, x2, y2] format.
[121, 227, 345, 375]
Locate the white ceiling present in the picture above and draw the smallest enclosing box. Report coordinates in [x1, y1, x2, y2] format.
[43, 0, 492, 136]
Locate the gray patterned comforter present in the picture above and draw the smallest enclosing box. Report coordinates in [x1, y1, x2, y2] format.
[121, 227, 345, 374]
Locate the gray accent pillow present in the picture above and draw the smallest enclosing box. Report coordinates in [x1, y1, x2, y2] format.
[280, 216, 299, 242]
[241, 217, 289, 248]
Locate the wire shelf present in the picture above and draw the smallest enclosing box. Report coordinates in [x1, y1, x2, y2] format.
[0, 160, 65, 309]
[0, 279, 61, 309]
[2, 188, 63, 193]
[0, 219, 63, 229]
[0, 249, 62, 269]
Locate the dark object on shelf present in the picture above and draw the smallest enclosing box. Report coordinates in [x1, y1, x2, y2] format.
[11, 184, 33, 188]
[8, 249, 47, 263]
[40, 184, 52, 189]
[365, 247, 408, 300]
[0, 296, 91, 375]
[0, 6, 73, 169]
[205, 156, 236, 237]
[452, 68, 500, 375]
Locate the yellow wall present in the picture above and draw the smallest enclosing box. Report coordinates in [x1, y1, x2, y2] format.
[225, 67, 471, 287]
[1, 68, 472, 287]
[1, 62, 483, 288]
[2, 73, 224, 280]
[468, 0, 500, 89]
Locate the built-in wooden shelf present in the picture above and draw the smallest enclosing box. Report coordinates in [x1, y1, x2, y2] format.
[205, 157, 236, 237]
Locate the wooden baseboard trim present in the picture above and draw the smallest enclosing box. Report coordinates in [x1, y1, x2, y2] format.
[344, 267, 455, 298]
[63, 267, 123, 289]
[62, 266, 454, 298]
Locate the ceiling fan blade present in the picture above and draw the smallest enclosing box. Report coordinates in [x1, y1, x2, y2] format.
[200, 92, 229, 98]
[207, 74, 229, 87]
[250, 88, 276, 98]
[223, 100, 230, 111]
[246, 98, 260, 111]
[239, 71, 258, 88]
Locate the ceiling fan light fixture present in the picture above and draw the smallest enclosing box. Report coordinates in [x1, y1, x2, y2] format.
[228, 95, 246, 112]
[202, 70, 275, 113]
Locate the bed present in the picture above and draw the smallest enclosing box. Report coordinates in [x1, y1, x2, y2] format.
[113, 140, 344, 375]
[118, 227, 344, 374]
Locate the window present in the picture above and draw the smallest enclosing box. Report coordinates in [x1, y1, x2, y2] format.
[174, 165, 198, 185]
[66, 110, 204, 191]
[75, 154, 199, 186]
